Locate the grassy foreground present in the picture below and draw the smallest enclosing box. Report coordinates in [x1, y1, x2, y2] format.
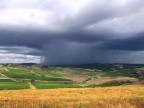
[33, 82, 81, 89]
[0, 82, 29, 90]
[0, 85, 143, 108]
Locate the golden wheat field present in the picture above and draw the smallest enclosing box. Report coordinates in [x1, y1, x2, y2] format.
[0, 85, 143, 108]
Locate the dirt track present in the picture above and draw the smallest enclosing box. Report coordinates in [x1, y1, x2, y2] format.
[28, 82, 36, 90]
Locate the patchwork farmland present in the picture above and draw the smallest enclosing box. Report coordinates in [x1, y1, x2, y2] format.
[0, 64, 143, 108]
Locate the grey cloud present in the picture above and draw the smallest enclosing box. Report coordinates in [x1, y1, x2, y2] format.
[101, 32, 144, 51]
[0, 25, 144, 65]
[43, 45, 144, 65]
[0, 46, 41, 56]
[0, 29, 114, 48]
[61, 0, 144, 29]
[0, 0, 144, 64]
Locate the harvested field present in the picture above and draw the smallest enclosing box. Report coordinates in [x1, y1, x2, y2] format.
[0, 85, 143, 108]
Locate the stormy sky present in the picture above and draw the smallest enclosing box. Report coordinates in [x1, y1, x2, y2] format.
[0, 0, 144, 65]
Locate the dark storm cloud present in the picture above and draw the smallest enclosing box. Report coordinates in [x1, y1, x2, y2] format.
[0, 24, 144, 65]
[0, 29, 119, 65]
[0, 46, 41, 56]
[0, 29, 114, 49]
[101, 32, 144, 51]
[0, 0, 144, 64]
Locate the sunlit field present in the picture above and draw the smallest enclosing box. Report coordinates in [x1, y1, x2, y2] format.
[0, 85, 143, 108]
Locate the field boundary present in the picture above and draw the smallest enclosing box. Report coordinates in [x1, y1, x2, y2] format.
[28, 82, 36, 90]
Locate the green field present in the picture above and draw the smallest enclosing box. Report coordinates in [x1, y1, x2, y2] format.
[33, 82, 81, 89]
[0, 64, 143, 90]
[1, 68, 70, 81]
[0, 82, 29, 90]
[0, 79, 15, 82]
[0, 73, 7, 78]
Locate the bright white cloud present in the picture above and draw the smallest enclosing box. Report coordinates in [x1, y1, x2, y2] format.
[0, 46, 42, 63]
[0, 8, 47, 26]
[0, 53, 41, 63]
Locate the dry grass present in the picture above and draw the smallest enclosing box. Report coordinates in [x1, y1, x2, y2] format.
[0, 85, 143, 108]
[87, 77, 138, 85]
